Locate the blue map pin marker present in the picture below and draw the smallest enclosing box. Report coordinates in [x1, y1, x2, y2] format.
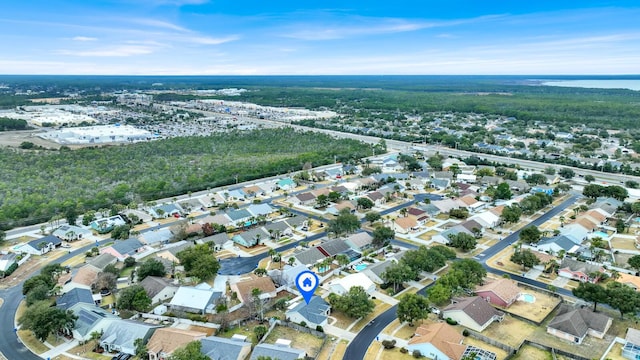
[295, 270, 319, 305]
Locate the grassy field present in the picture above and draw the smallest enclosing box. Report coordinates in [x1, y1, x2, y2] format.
[510, 345, 553, 360]
[350, 300, 393, 332]
[263, 325, 324, 357]
[17, 330, 49, 354]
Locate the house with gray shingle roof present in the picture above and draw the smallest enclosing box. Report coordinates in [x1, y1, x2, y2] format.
[294, 247, 327, 266]
[200, 336, 252, 360]
[247, 203, 275, 217]
[100, 320, 159, 355]
[226, 209, 253, 225]
[19, 235, 62, 255]
[442, 296, 504, 332]
[197, 233, 232, 251]
[232, 227, 269, 247]
[345, 232, 374, 251]
[263, 221, 293, 239]
[284, 215, 308, 229]
[57, 288, 95, 310]
[547, 304, 612, 344]
[86, 253, 117, 272]
[68, 304, 118, 341]
[140, 276, 178, 305]
[100, 238, 144, 261]
[149, 203, 183, 219]
[250, 343, 306, 360]
[286, 296, 330, 328]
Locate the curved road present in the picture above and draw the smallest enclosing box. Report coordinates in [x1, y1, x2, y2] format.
[343, 194, 580, 360]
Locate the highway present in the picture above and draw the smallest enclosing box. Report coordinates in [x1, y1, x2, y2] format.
[342, 194, 579, 360]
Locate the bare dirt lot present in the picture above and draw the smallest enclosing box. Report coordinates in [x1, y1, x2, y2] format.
[0, 130, 60, 149]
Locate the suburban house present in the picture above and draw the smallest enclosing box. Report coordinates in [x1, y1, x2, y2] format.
[90, 215, 126, 233]
[226, 189, 246, 202]
[250, 343, 306, 360]
[431, 198, 460, 213]
[362, 258, 398, 284]
[328, 272, 375, 296]
[277, 178, 296, 191]
[197, 233, 233, 251]
[623, 328, 640, 360]
[284, 215, 308, 230]
[407, 207, 430, 226]
[364, 191, 386, 206]
[442, 297, 505, 332]
[18, 235, 62, 255]
[52, 224, 92, 241]
[293, 192, 316, 206]
[558, 258, 605, 283]
[407, 322, 496, 360]
[230, 275, 277, 303]
[226, 209, 253, 227]
[100, 320, 159, 355]
[470, 211, 501, 229]
[263, 221, 293, 240]
[243, 184, 264, 198]
[67, 304, 119, 341]
[100, 238, 145, 261]
[63, 265, 99, 292]
[534, 235, 581, 255]
[326, 201, 357, 216]
[474, 278, 521, 308]
[198, 213, 232, 227]
[169, 285, 222, 314]
[86, 253, 117, 272]
[140, 276, 178, 305]
[616, 273, 640, 291]
[345, 232, 374, 251]
[394, 216, 418, 234]
[247, 203, 275, 217]
[430, 178, 451, 190]
[286, 296, 331, 328]
[457, 195, 486, 213]
[155, 242, 193, 264]
[56, 288, 95, 310]
[277, 264, 309, 287]
[149, 203, 184, 218]
[232, 227, 269, 247]
[293, 247, 327, 267]
[547, 304, 612, 344]
[139, 228, 173, 246]
[147, 327, 207, 360]
[200, 336, 252, 360]
[531, 185, 554, 195]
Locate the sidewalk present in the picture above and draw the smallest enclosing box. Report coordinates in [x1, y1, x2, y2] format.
[41, 339, 81, 360]
[371, 290, 399, 305]
[324, 324, 356, 341]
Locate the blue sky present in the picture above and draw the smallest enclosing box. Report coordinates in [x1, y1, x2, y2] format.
[1, 0, 639, 75]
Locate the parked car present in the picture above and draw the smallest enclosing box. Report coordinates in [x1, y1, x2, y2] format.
[429, 307, 441, 315]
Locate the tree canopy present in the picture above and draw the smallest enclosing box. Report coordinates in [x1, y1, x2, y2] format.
[176, 244, 220, 281]
[328, 286, 374, 318]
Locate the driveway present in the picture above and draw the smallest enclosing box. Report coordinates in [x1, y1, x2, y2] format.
[551, 276, 569, 287]
[524, 268, 542, 280]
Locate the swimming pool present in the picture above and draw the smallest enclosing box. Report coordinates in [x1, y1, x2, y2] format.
[520, 293, 536, 303]
[355, 263, 367, 271]
[592, 231, 609, 238]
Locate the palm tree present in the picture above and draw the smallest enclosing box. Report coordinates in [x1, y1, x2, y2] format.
[268, 248, 277, 260]
[288, 257, 296, 266]
[90, 331, 102, 352]
[399, 208, 408, 217]
[336, 254, 350, 269]
[559, 215, 565, 228]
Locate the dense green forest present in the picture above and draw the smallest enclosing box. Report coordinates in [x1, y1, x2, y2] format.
[0, 128, 370, 229]
[0, 118, 29, 131]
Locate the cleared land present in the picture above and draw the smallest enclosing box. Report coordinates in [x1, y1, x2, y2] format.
[263, 325, 324, 357]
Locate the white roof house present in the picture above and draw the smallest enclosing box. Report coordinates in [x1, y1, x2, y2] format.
[169, 286, 221, 314]
[328, 272, 375, 296]
[470, 211, 501, 229]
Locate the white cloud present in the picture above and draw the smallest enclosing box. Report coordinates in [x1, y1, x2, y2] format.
[56, 45, 156, 57]
[72, 36, 98, 41]
[128, 18, 189, 32]
[185, 35, 240, 45]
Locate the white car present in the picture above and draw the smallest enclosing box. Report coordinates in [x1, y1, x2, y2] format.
[429, 307, 440, 315]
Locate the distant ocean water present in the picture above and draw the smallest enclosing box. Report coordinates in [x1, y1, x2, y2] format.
[540, 79, 640, 91]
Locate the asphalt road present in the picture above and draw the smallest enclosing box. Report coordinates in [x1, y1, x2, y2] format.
[343, 193, 580, 360]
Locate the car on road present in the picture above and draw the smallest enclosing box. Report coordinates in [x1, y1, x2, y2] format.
[366, 320, 375, 326]
[429, 307, 440, 315]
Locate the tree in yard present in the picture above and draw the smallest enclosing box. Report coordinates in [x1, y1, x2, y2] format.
[583, 184, 604, 199]
[525, 173, 548, 185]
[382, 261, 416, 293]
[606, 282, 640, 318]
[449, 208, 469, 220]
[328, 286, 375, 319]
[632, 202, 640, 216]
[26, 284, 50, 306]
[336, 254, 350, 268]
[365, 211, 381, 223]
[448, 232, 477, 252]
[111, 224, 132, 240]
[19, 300, 78, 342]
[134, 338, 148, 359]
[136, 258, 167, 281]
[559, 215, 565, 228]
[558, 168, 575, 179]
[176, 244, 220, 281]
[357, 197, 375, 210]
[327, 208, 360, 237]
[628, 255, 640, 273]
[572, 282, 608, 312]
[519, 226, 542, 244]
[170, 341, 209, 360]
[287, 257, 296, 266]
[494, 182, 513, 200]
[82, 210, 96, 226]
[117, 285, 151, 311]
[95, 272, 117, 292]
[510, 249, 540, 271]
[397, 293, 430, 326]
[254, 325, 268, 341]
[90, 331, 102, 351]
[450, 259, 486, 288]
[254, 267, 267, 277]
[428, 283, 453, 306]
[500, 205, 522, 224]
[584, 174, 595, 183]
[315, 194, 329, 208]
[544, 167, 556, 175]
[372, 226, 395, 248]
[124, 256, 136, 268]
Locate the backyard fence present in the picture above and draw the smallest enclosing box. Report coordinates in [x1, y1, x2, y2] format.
[522, 339, 591, 360]
[467, 330, 517, 355]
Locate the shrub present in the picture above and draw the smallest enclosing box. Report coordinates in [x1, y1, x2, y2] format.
[382, 339, 396, 349]
[315, 325, 324, 332]
[412, 350, 423, 358]
[300, 321, 307, 327]
[462, 329, 470, 336]
[400, 347, 408, 354]
[445, 318, 458, 325]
